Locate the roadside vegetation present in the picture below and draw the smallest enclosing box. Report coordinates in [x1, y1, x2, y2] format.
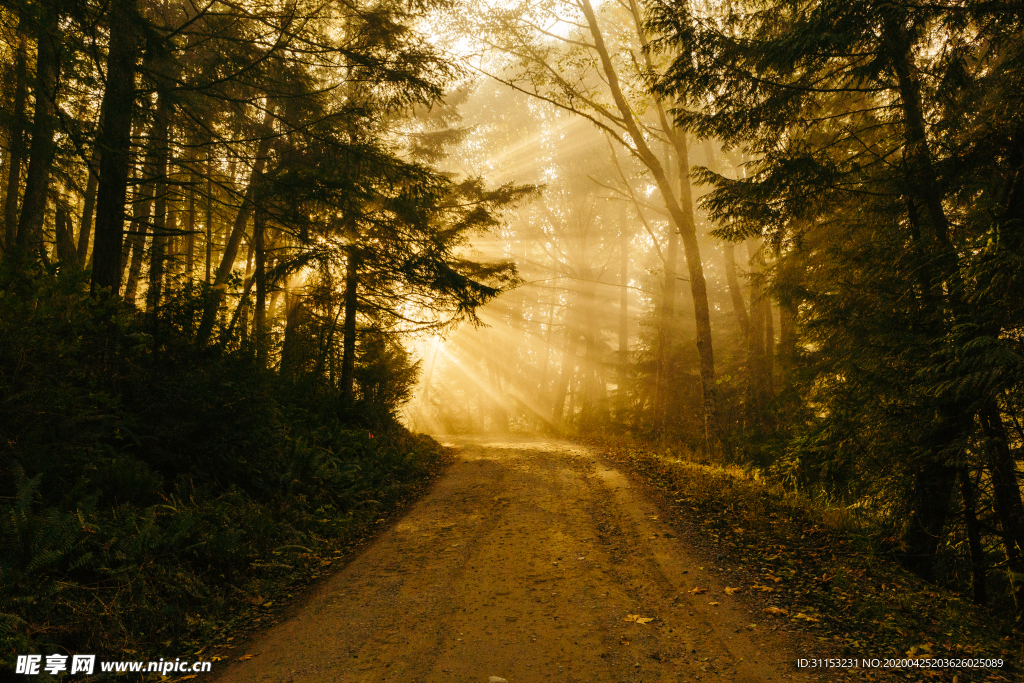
[0, 264, 453, 677]
[597, 439, 1021, 682]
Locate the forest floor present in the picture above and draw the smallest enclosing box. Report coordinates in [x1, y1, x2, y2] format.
[200, 437, 842, 683]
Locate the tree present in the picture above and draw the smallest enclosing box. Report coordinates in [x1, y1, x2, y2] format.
[649, 0, 1024, 593]
[467, 0, 720, 449]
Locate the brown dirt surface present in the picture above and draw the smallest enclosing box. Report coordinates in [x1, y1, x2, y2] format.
[210, 437, 833, 682]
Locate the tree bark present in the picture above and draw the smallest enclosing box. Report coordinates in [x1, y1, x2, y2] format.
[16, 0, 61, 253]
[551, 323, 581, 430]
[196, 113, 273, 344]
[582, 0, 717, 451]
[745, 240, 772, 425]
[901, 455, 956, 581]
[654, 215, 678, 433]
[123, 154, 156, 303]
[618, 201, 629, 417]
[959, 467, 987, 605]
[980, 400, 1024, 609]
[77, 153, 98, 266]
[254, 203, 267, 369]
[146, 89, 172, 316]
[724, 243, 750, 341]
[340, 245, 359, 403]
[186, 176, 195, 276]
[3, 32, 27, 250]
[54, 196, 77, 268]
[91, 0, 139, 295]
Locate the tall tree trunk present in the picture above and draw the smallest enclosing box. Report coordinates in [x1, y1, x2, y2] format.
[204, 152, 213, 284]
[122, 209, 150, 302]
[123, 152, 156, 303]
[16, 0, 61, 253]
[54, 195, 77, 268]
[488, 360, 509, 433]
[902, 456, 956, 580]
[583, 0, 717, 451]
[764, 299, 775, 392]
[980, 400, 1024, 609]
[186, 177, 195, 276]
[745, 241, 771, 425]
[724, 243, 750, 341]
[618, 202, 629, 416]
[254, 204, 267, 369]
[654, 219, 678, 434]
[146, 89, 171, 316]
[77, 155, 98, 266]
[280, 290, 305, 376]
[90, 0, 139, 295]
[339, 245, 359, 403]
[959, 467, 987, 605]
[551, 316, 581, 429]
[778, 300, 797, 370]
[196, 115, 272, 344]
[3, 32, 27, 250]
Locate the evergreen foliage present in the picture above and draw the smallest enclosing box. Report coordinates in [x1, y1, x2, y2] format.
[648, 0, 1024, 605]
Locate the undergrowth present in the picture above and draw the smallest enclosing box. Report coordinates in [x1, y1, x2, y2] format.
[0, 263, 449, 680]
[593, 438, 1021, 683]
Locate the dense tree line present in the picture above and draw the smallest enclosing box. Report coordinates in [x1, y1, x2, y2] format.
[411, 0, 1024, 613]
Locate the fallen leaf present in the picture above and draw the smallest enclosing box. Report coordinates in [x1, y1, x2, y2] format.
[724, 586, 741, 595]
[792, 612, 820, 623]
[752, 584, 774, 592]
[689, 587, 708, 594]
[763, 606, 789, 616]
[238, 655, 254, 661]
[623, 614, 654, 624]
[709, 601, 720, 606]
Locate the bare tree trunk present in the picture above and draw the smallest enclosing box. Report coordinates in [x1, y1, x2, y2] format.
[146, 89, 171, 316]
[91, 0, 139, 294]
[77, 156, 98, 266]
[3, 32, 27, 250]
[618, 202, 629, 417]
[340, 245, 359, 403]
[123, 155, 156, 303]
[17, 0, 62, 253]
[54, 195, 77, 268]
[959, 467, 987, 605]
[778, 300, 797, 369]
[196, 120, 272, 344]
[551, 318, 581, 429]
[488, 360, 509, 433]
[186, 177, 195, 276]
[764, 301, 775, 392]
[583, 0, 717, 451]
[654, 221, 678, 433]
[744, 241, 772, 425]
[980, 400, 1024, 609]
[724, 243, 750, 341]
[254, 204, 267, 369]
[204, 152, 213, 284]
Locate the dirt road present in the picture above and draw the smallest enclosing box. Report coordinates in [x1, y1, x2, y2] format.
[213, 438, 822, 682]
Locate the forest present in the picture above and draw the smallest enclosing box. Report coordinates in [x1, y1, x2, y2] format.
[0, 0, 1022, 676]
